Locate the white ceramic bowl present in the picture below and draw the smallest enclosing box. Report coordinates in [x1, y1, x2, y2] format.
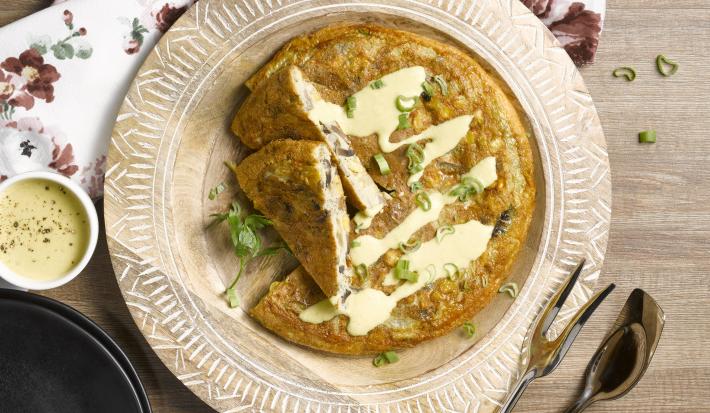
[0, 171, 99, 290]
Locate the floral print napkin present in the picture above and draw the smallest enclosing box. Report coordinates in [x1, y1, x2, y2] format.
[0, 0, 603, 199]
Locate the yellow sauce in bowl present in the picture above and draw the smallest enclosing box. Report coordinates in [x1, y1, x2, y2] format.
[0, 178, 90, 281]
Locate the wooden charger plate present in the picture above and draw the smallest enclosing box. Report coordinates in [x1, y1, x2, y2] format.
[105, 1, 611, 411]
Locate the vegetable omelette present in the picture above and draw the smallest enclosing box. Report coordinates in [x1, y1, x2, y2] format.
[229, 24, 536, 355]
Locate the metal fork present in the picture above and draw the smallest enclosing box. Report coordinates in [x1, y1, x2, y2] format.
[497, 260, 615, 413]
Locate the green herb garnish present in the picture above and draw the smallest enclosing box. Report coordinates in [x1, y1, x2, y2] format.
[414, 192, 431, 211]
[656, 54, 679, 77]
[373, 153, 391, 175]
[433, 75, 448, 95]
[639, 130, 656, 143]
[395, 95, 417, 112]
[354, 263, 369, 280]
[373, 351, 399, 367]
[462, 321, 476, 338]
[398, 238, 421, 254]
[436, 225, 455, 242]
[612, 67, 636, 82]
[444, 263, 460, 280]
[346, 95, 357, 118]
[406, 143, 425, 174]
[421, 80, 434, 99]
[394, 259, 418, 282]
[351, 240, 361, 248]
[397, 113, 411, 130]
[499, 282, 519, 298]
[449, 176, 484, 202]
[370, 79, 385, 89]
[208, 202, 287, 307]
[208, 182, 226, 200]
[409, 181, 423, 193]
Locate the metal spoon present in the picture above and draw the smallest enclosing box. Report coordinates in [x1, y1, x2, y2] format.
[566, 288, 665, 413]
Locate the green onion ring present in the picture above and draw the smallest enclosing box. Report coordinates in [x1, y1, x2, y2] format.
[499, 282, 519, 298]
[612, 66, 636, 81]
[415, 192, 432, 211]
[433, 75, 448, 95]
[397, 113, 411, 130]
[398, 239, 421, 254]
[395, 95, 417, 112]
[373, 153, 391, 175]
[436, 225, 455, 242]
[444, 263, 460, 280]
[656, 54, 679, 77]
[462, 321, 476, 338]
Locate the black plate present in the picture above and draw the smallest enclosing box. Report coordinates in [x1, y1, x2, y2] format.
[0, 289, 151, 413]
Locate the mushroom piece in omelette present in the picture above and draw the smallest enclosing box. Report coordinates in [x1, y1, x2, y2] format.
[230, 24, 536, 355]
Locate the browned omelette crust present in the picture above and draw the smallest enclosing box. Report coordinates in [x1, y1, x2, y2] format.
[235, 139, 349, 299]
[247, 24, 536, 354]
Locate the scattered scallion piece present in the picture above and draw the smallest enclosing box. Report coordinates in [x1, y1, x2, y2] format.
[397, 113, 411, 130]
[639, 130, 657, 143]
[449, 176, 484, 202]
[354, 263, 369, 280]
[208, 182, 226, 200]
[345, 96, 357, 118]
[394, 259, 418, 282]
[462, 321, 476, 338]
[612, 67, 636, 82]
[499, 282, 519, 298]
[421, 80, 435, 99]
[436, 225, 455, 242]
[350, 240, 361, 248]
[444, 263, 460, 280]
[414, 192, 431, 211]
[373, 153, 391, 175]
[398, 238, 421, 254]
[227, 287, 239, 308]
[656, 54, 679, 77]
[395, 95, 417, 112]
[370, 79, 385, 89]
[373, 351, 399, 367]
[406, 143, 425, 174]
[433, 75, 448, 95]
[409, 181, 423, 193]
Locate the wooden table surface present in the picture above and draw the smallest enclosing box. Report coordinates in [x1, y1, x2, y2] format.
[2, 1, 709, 412]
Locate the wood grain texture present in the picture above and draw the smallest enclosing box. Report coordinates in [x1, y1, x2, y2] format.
[0, 0, 707, 412]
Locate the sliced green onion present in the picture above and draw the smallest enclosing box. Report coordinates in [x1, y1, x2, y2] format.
[444, 263, 460, 280]
[373, 351, 399, 367]
[406, 143, 425, 174]
[373, 153, 391, 175]
[395, 95, 417, 112]
[354, 263, 369, 280]
[208, 182, 226, 200]
[462, 321, 476, 338]
[433, 75, 448, 96]
[227, 287, 239, 308]
[499, 282, 519, 298]
[398, 238, 421, 254]
[436, 225, 455, 242]
[612, 67, 636, 82]
[397, 113, 411, 130]
[450, 176, 484, 202]
[350, 240, 361, 248]
[421, 80, 434, 99]
[383, 351, 399, 363]
[394, 259, 418, 282]
[656, 54, 679, 77]
[639, 130, 657, 143]
[346, 96, 357, 118]
[409, 181, 423, 193]
[481, 274, 489, 288]
[370, 79, 385, 89]
[415, 192, 431, 211]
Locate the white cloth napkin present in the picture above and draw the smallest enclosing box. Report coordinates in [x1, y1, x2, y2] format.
[0, 0, 603, 199]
